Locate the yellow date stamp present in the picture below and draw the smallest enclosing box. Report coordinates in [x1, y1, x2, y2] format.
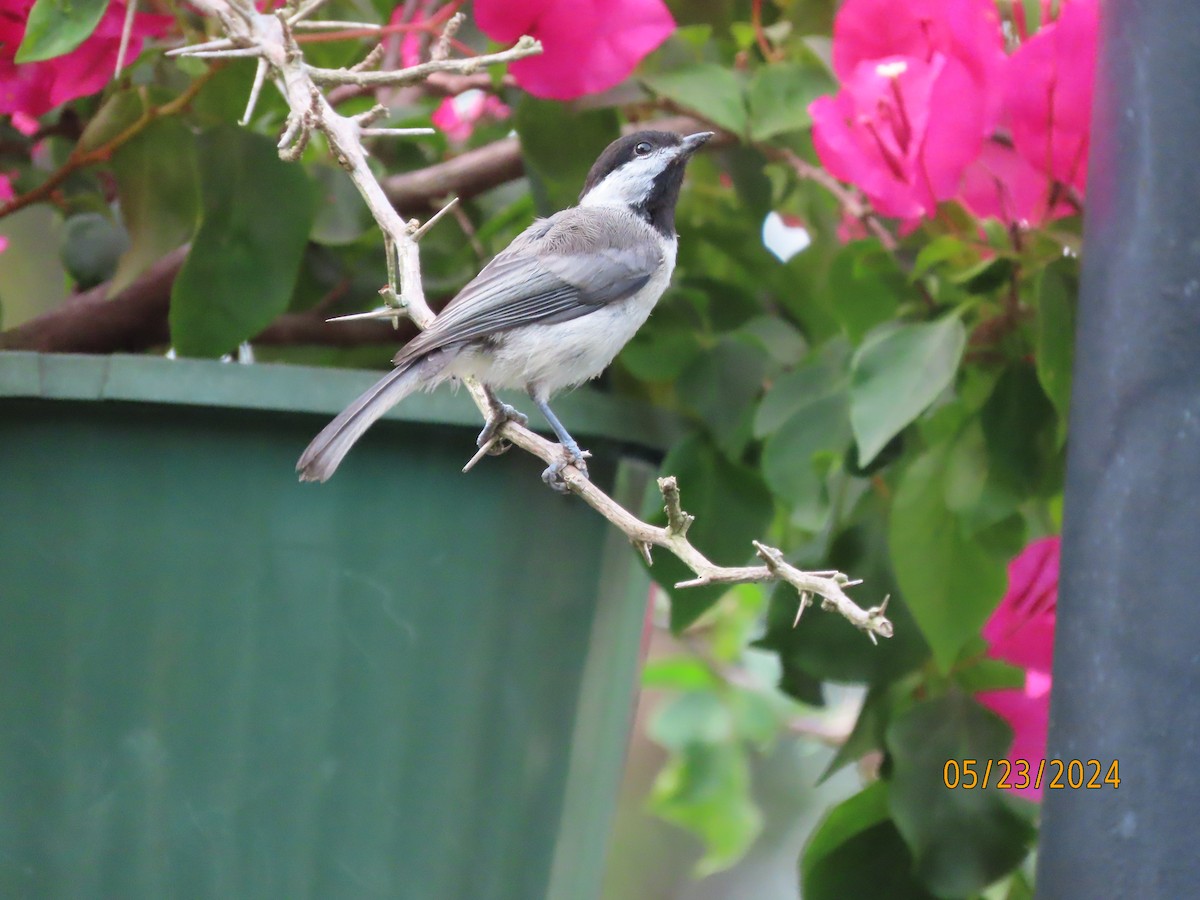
[943, 758, 1121, 791]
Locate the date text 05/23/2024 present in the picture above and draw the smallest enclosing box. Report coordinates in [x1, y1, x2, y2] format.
[942, 759, 1121, 791]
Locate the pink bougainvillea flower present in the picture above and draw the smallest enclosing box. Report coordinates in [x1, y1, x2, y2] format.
[979, 669, 1053, 797]
[957, 140, 1075, 226]
[1004, 0, 1098, 196]
[432, 89, 511, 143]
[0, 0, 174, 118]
[391, 0, 434, 69]
[475, 0, 674, 100]
[10, 109, 37, 135]
[810, 54, 984, 219]
[836, 211, 870, 244]
[831, 0, 1007, 126]
[977, 536, 1060, 800]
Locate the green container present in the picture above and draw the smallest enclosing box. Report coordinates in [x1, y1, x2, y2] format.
[0, 353, 666, 900]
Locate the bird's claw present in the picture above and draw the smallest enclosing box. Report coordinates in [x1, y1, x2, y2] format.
[477, 401, 528, 455]
[541, 446, 590, 494]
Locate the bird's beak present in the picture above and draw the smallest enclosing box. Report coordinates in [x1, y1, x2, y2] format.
[680, 131, 715, 156]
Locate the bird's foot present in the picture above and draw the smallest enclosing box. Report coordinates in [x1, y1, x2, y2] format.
[541, 444, 590, 494]
[477, 401, 528, 455]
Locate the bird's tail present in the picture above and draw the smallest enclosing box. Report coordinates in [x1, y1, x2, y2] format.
[296, 355, 445, 482]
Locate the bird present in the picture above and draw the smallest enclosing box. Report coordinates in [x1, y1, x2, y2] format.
[297, 129, 714, 488]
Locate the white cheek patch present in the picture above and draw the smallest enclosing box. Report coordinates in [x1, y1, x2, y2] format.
[581, 147, 675, 208]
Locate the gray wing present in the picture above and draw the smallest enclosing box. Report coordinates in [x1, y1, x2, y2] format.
[395, 208, 661, 365]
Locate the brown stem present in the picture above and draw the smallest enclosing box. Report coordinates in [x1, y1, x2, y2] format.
[0, 247, 187, 352]
[0, 72, 215, 221]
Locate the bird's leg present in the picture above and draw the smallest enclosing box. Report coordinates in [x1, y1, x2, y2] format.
[477, 386, 528, 455]
[529, 390, 590, 492]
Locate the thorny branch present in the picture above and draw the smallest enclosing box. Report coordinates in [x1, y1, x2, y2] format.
[181, 0, 891, 641]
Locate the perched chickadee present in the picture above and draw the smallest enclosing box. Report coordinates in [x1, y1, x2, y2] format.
[297, 129, 714, 487]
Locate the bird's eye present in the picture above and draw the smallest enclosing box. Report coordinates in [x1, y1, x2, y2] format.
[634, 141, 652, 156]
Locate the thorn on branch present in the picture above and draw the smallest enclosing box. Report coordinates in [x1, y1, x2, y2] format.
[462, 440, 495, 473]
[864, 595, 894, 644]
[351, 42, 386, 73]
[793, 591, 813, 626]
[360, 127, 436, 138]
[353, 103, 388, 127]
[114, 0, 138, 77]
[241, 58, 268, 125]
[635, 541, 653, 566]
[165, 38, 235, 57]
[410, 196, 458, 241]
[288, 0, 332, 25]
[753, 540, 784, 571]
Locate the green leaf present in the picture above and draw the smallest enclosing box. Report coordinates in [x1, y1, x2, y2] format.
[677, 335, 767, 459]
[109, 118, 200, 295]
[619, 321, 703, 382]
[648, 691, 734, 750]
[310, 164, 373, 246]
[650, 742, 761, 876]
[753, 340, 849, 437]
[802, 782, 936, 900]
[0, 206, 68, 329]
[828, 240, 905, 343]
[1036, 260, 1076, 445]
[61, 212, 129, 289]
[778, 661, 824, 705]
[803, 781, 890, 871]
[949, 255, 1016, 294]
[746, 62, 834, 141]
[78, 91, 146, 153]
[850, 317, 966, 467]
[910, 234, 973, 281]
[737, 315, 807, 366]
[514, 97, 621, 216]
[954, 657, 1025, 694]
[981, 364, 1059, 498]
[170, 126, 316, 357]
[886, 693, 1035, 897]
[760, 391, 850, 518]
[642, 657, 719, 690]
[643, 64, 748, 136]
[888, 448, 1007, 671]
[16, 0, 108, 63]
[721, 144, 774, 220]
[819, 684, 893, 782]
[785, 0, 837, 35]
[642, 434, 774, 631]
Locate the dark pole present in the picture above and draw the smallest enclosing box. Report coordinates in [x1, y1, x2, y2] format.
[1038, 0, 1200, 895]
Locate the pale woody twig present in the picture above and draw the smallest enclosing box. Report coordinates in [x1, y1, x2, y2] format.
[432, 12, 465, 62]
[307, 37, 542, 87]
[182, 0, 890, 641]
